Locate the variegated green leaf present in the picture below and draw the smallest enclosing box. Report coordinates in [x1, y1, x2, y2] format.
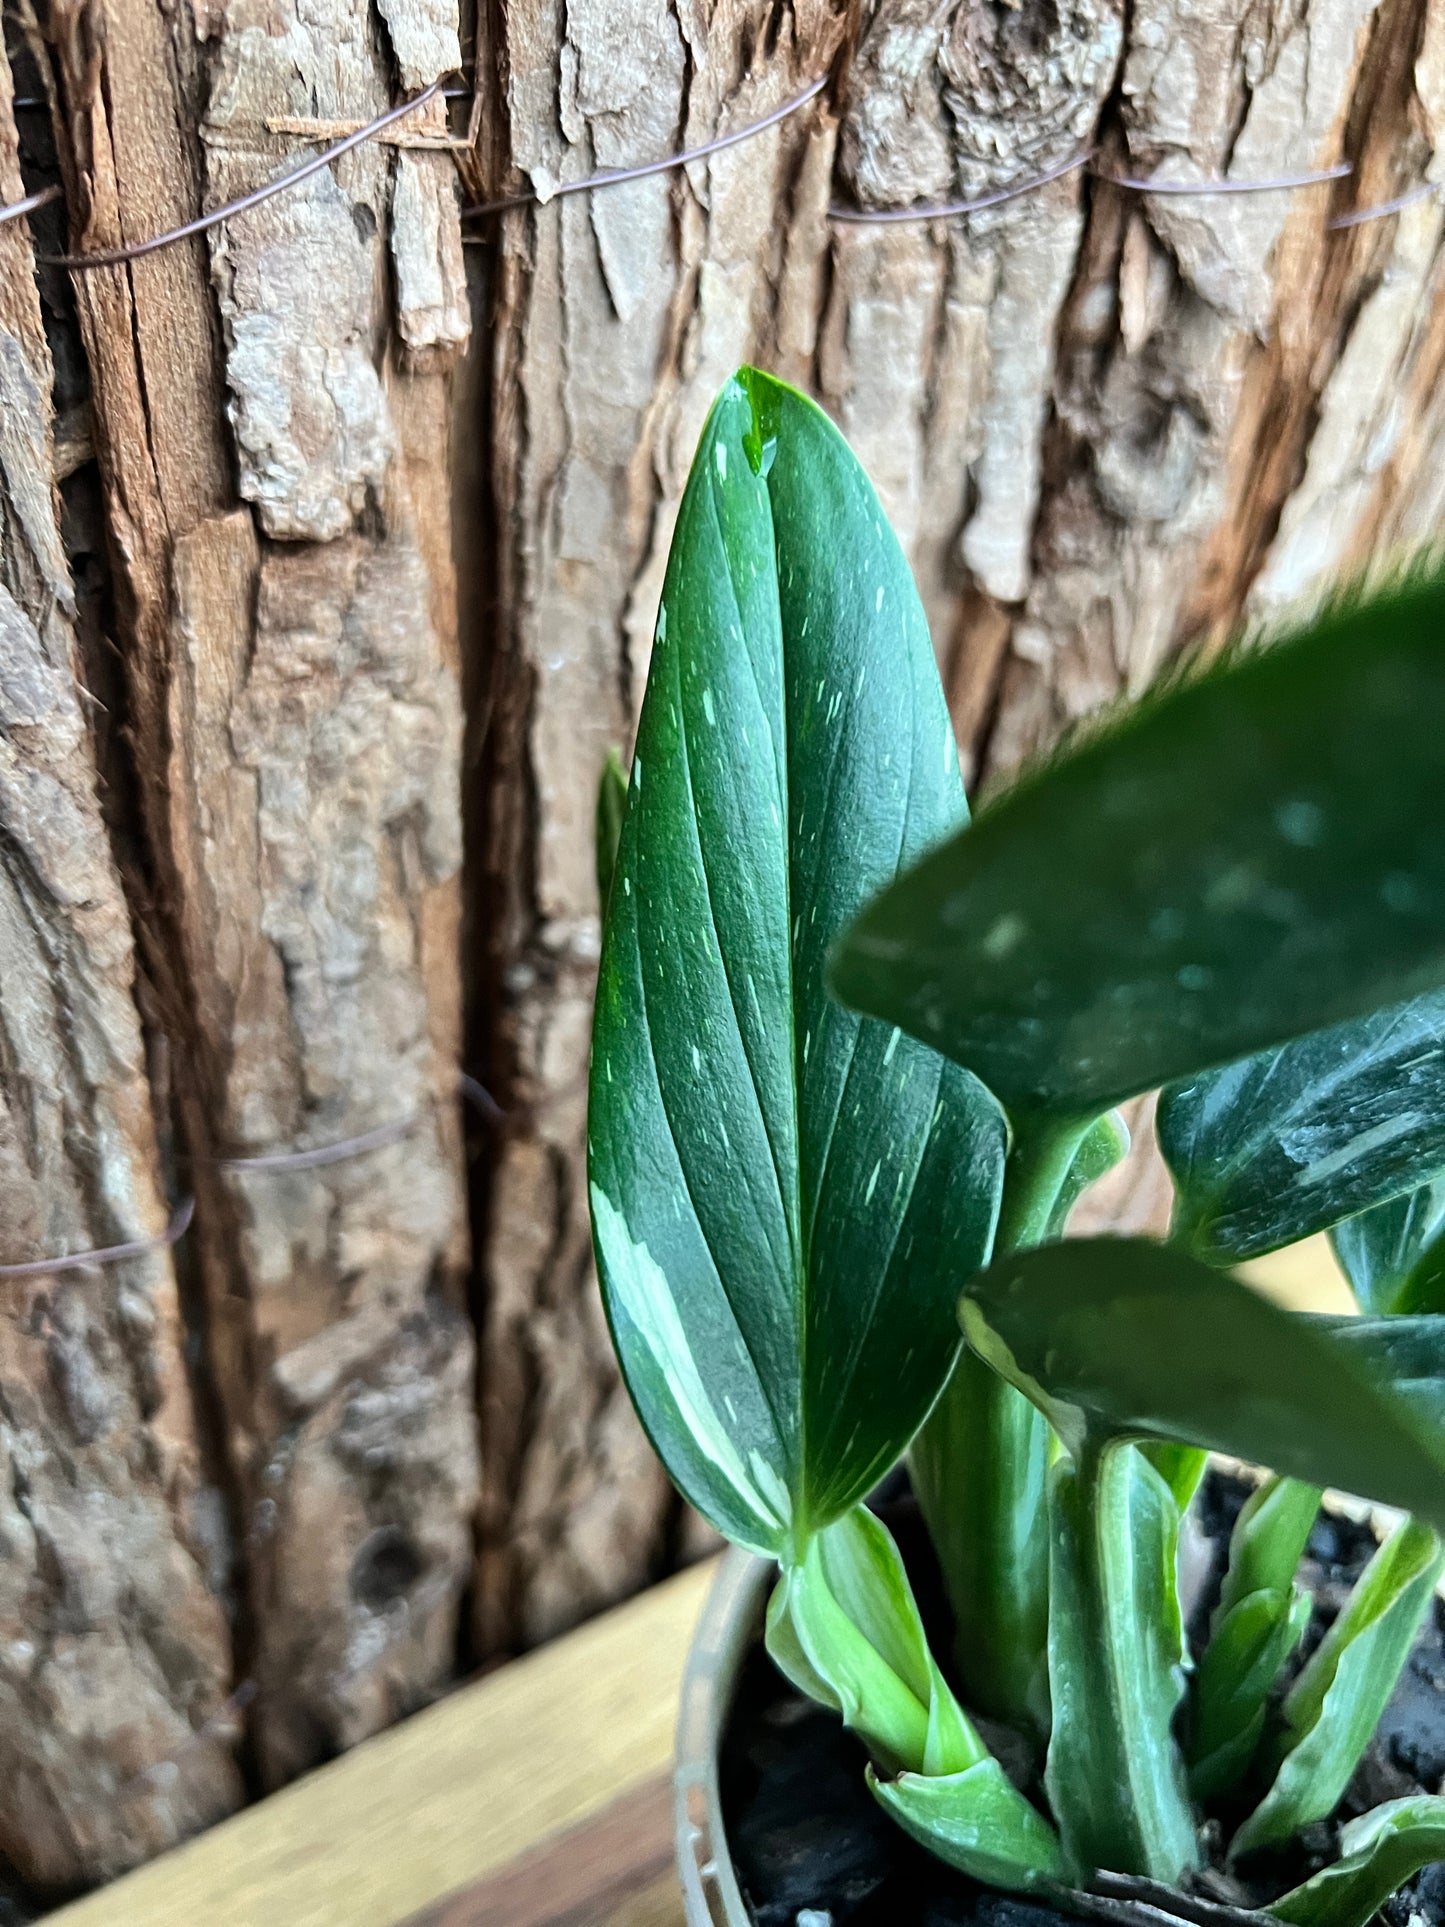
[767, 1505, 1070, 1892]
[589, 370, 1007, 1557]
[1190, 1477, 1322, 1802]
[1043, 1440, 1199, 1883]
[1159, 990, 1445, 1263]
[959, 1239, 1445, 1534]
[831, 572, 1445, 1116]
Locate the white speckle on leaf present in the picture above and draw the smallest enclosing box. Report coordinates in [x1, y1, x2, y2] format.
[1275, 799, 1325, 848]
[875, 586, 884, 613]
[982, 912, 1027, 960]
[1382, 873, 1424, 914]
[1176, 964, 1211, 991]
[864, 1161, 881, 1204]
[623, 877, 631, 896]
[715, 442, 728, 481]
[691, 1045, 701, 1072]
[703, 688, 716, 726]
[656, 605, 668, 644]
[633, 759, 642, 790]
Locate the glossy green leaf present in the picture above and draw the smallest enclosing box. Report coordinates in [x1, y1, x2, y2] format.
[1312, 1315, 1445, 1433]
[958, 1238, 1445, 1534]
[1217, 1478, 1328, 1611]
[1189, 1478, 1321, 1801]
[1159, 989, 1445, 1263]
[1269, 1796, 1445, 1927]
[1143, 1444, 1209, 1512]
[588, 369, 1007, 1557]
[830, 572, 1445, 1116]
[1315, 1313, 1445, 1431]
[1044, 1441, 1198, 1882]
[911, 1350, 1052, 1737]
[768, 1506, 1069, 1893]
[1333, 1179, 1445, 1316]
[1233, 1518, 1443, 1857]
[595, 746, 628, 912]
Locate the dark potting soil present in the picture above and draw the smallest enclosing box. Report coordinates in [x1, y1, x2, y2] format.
[718, 1472, 1445, 1927]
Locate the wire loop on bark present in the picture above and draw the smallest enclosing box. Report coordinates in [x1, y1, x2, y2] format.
[4, 65, 1434, 262]
[0, 1197, 196, 1280]
[36, 78, 445, 271]
[0, 181, 60, 227]
[0, 1075, 500, 1280]
[828, 149, 1092, 223]
[828, 156, 1352, 223]
[1329, 179, 1442, 229]
[1093, 159, 1351, 196]
[459, 71, 830, 221]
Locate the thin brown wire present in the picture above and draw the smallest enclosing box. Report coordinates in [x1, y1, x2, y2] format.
[1329, 179, 1441, 230]
[39, 78, 445, 271]
[829, 155, 1352, 223]
[461, 71, 830, 221]
[0, 1071, 501, 1280]
[828, 149, 1091, 224]
[0, 1196, 195, 1281]
[0, 180, 59, 227]
[1094, 159, 1350, 196]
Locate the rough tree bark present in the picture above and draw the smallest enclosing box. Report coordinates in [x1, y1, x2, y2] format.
[474, 0, 1445, 1651]
[0, 0, 477, 1882]
[45, 0, 479, 1793]
[0, 41, 240, 1892]
[0, 0, 1442, 1894]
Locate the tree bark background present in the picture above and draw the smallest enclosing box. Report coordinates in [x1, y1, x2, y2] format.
[0, 0, 1440, 1899]
[474, 0, 1445, 1652]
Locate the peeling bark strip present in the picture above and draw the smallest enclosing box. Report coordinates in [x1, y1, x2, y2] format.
[48, 0, 477, 1801]
[478, 0, 1445, 1648]
[0, 43, 239, 1891]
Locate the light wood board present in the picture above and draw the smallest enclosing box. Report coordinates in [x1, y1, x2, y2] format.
[46, 1237, 1348, 1926]
[50, 1561, 712, 1927]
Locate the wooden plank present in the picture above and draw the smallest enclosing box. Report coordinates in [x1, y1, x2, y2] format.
[41, 1241, 1352, 1926]
[403, 1773, 679, 1926]
[1242, 1233, 1357, 1315]
[50, 1561, 713, 1927]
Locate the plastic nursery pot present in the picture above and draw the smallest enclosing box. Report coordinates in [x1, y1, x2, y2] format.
[675, 1546, 772, 1927]
[670, 1513, 1228, 1927]
[668, 1482, 1442, 1927]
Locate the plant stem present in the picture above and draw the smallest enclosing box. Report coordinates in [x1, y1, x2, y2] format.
[912, 1111, 1092, 1738]
[1044, 1438, 1199, 1882]
[996, 1112, 1094, 1253]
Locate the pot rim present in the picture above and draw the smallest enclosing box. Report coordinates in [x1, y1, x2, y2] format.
[674, 1544, 773, 1927]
